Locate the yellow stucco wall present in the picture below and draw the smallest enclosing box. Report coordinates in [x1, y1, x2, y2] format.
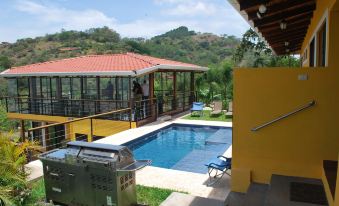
[301, 0, 337, 67]
[232, 0, 339, 194]
[69, 119, 131, 142]
[233, 67, 339, 193]
[7, 113, 69, 123]
[8, 113, 134, 142]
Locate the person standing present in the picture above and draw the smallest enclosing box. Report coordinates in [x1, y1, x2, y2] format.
[132, 81, 143, 119]
[141, 80, 149, 117]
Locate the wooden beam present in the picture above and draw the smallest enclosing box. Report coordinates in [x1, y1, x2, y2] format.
[274, 46, 301, 55]
[266, 29, 308, 41]
[259, 16, 312, 33]
[262, 27, 308, 40]
[253, 4, 316, 28]
[239, 0, 266, 11]
[270, 39, 305, 47]
[269, 36, 305, 45]
[248, 0, 314, 21]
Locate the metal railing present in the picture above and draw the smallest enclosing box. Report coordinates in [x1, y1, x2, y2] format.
[1, 93, 194, 120]
[251, 100, 316, 132]
[0, 96, 130, 117]
[26, 108, 132, 160]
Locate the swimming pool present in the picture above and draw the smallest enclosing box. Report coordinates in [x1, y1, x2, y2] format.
[124, 124, 232, 174]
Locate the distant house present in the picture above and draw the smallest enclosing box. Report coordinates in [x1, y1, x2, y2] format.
[58, 47, 81, 52]
[0, 52, 207, 148]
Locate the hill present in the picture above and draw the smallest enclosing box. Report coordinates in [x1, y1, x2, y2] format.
[0, 26, 240, 71]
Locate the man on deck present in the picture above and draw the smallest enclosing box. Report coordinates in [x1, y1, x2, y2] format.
[141, 80, 149, 118]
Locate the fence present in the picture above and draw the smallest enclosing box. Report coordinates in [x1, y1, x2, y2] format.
[26, 108, 132, 161]
[1, 96, 129, 117]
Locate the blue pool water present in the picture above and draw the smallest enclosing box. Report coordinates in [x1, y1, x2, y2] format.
[124, 124, 232, 174]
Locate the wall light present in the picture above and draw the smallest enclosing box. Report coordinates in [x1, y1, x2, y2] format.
[284, 41, 289, 47]
[280, 19, 287, 30]
[259, 4, 267, 14]
[257, 12, 262, 19]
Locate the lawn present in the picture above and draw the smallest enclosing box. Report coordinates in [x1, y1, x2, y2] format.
[183, 110, 232, 122]
[26, 179, 178, 206]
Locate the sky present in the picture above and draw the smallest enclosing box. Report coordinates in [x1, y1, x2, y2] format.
[0, 0, 249, 43]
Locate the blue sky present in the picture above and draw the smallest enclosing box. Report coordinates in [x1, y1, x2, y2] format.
[0, 0, 249, 43]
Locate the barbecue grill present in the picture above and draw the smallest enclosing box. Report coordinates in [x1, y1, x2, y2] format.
[39, 141, 151, 206]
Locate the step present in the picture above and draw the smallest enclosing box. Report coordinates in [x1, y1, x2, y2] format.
[323, 160, 337, 198]
[205, 129, 232, 145]
[225, 192, 246, 206]
[242, 183, 269, 206]
[160, 192, 225, 206]
[265, 174, 328, 206]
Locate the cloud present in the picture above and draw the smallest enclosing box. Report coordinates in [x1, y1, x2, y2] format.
[165, 2, 218, 16]
[0, 0, 249, 42]
[154, 0, 193, 5]
[15, 0, 116, 31]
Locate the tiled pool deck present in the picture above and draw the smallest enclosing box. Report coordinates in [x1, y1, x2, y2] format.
[26, 115, 232, 200]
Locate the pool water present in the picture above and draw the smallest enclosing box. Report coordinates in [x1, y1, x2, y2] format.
[124, 124, 232, 174]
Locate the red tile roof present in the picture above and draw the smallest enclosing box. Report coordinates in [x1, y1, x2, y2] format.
[1, 53, 207, 77]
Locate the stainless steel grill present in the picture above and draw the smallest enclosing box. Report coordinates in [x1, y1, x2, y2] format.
[39, 141, 151, 206]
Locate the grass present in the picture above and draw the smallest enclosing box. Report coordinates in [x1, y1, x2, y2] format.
[26, 179, 179, 206]
[183, 110, 232, 122]
[137, 185, 178, 206]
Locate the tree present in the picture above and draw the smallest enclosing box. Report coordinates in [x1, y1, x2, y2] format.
[0, 56, 11, 71]
[233, 28, 271, 67]
[233, 28, 300, 68]
[0, 133, 33, 205]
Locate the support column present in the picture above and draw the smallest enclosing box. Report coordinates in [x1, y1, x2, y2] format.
[190, 72, 195, 103]
[20, 120, 25, 142]
[128, 76, 133, 121]
[173, 72, 177, 110]
[41, 122, 47, 148]
[149, 73, 155, 119]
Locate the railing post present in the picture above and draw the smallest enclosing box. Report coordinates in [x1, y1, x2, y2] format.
[94, 100, 97, 114]
[5, 97, 8, 112]
[90, 117, 93, 142]
[129, 108, 132, 128]
[20, 120, 25, 142]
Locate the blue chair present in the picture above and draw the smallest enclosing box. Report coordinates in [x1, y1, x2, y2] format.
[205, 156, 231, 186]
[191, 102, 204, 116]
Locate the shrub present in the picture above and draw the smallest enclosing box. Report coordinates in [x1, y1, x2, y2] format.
[0, 133, 32, 205]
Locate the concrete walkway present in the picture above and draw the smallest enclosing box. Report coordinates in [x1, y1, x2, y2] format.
[160, 192, 225, 206]
[25, 115, 232, 200]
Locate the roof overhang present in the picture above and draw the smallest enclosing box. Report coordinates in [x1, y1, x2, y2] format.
[0, 65, 209, 78]
[228, 0, 316, 55]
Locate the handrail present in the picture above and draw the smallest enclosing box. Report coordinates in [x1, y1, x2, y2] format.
[251, 100, 316, 132]
[0, 96, 129, 103]
[28, 108, 131, 132]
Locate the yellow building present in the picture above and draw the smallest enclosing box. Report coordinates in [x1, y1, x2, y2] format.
[0, 53, 207, 150]
[229, 0, 339, 205]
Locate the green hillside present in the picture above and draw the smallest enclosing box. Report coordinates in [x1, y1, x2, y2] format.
[0, 26, 240, 70]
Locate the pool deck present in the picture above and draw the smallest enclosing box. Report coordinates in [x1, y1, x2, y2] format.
[25, 116, 232, 201]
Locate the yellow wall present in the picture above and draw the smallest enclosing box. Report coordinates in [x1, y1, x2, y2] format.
[232, 0, 339, 194]
[69, 119, 131, 142]
[7, 113, 69, 123]
[301, 0, 337, 67]
[233, 67, 339, 192]
[8, 113, 135, 142]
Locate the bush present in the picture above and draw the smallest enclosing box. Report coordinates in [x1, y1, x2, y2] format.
[0, 133, 32, 205]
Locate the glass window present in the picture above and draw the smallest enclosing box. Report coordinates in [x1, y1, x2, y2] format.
[61, 78, 71, 99]
[309, 38, 315, 67]
[317, 21, 327, 67]
[17, 77, 29, 97]
[7, 78, 17, 97]
[100, 77, 114, 100]
[83, 77, 97, 99]
[71, 78, 81, 99]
